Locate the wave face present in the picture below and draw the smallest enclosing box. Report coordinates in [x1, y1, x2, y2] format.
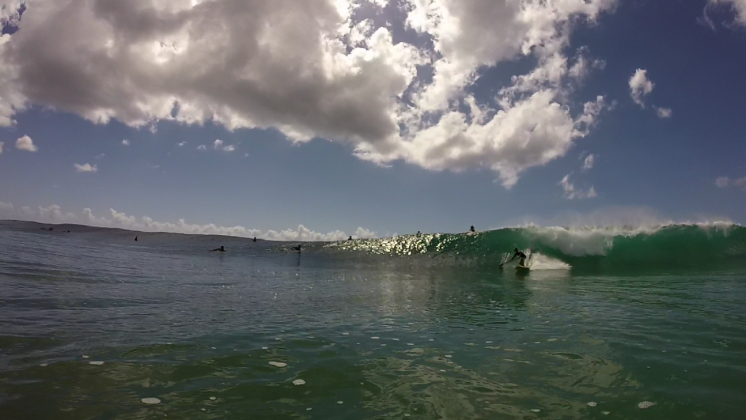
[329, 224, 746, 272]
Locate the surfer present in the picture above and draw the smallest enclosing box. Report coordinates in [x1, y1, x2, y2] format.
[134, 236, 138, 241]
[348, 236, 353, 241]
[501, 248, 527, 267]
[253, 237, 257, 242]
[470, 226, 475, 233]
[210, 246, 226, 252]
[292, 244, 301, 252]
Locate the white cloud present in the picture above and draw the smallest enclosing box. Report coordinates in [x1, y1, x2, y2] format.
[74, 163, 98, 173]
[4, 202, 376, 241]
[197, 145, 207, 151]
[122, 139, 130, 146]
[582, 154, 595, 171]
[178, 141, 187, 146]
[0, 0, 616, 187]
[95, 153, 105, 159]
[709, 0, 746, 26]
[0, 141, 3, 154]
[716, 176, 746, 189]
[16, 135, 38, 152]
[559, 174, 597, 199]
[629, 69, 654, 107]
[654, 106, 672, 119]
[212, 139, 235, 152]
[13, 204, 78, 223]
[353, 226, 377, 239]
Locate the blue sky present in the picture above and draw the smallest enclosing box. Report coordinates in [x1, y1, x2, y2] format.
[1, 0, 745, 239]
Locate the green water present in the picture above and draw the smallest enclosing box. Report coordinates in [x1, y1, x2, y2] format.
[0, 224, 745, 419]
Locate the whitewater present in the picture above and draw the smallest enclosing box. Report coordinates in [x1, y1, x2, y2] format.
[1, 219, 744, 419]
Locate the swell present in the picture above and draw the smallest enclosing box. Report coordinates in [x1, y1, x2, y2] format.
[328, 223, 746, 272]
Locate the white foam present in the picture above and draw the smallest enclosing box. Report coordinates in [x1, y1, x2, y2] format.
[638, 401, 656, 409]
[293, 379, 306, 385]
[209, 397, 216, 401]
[602, 411, 610, 415]
[82, 355, 90, 359]
[39, 363, 48, 367]
[524, 253, 571, 270]
[262, 347, 268, 350]
[269, 361, 287, 368]
[587, 401, 597, 407]
[89, 361, 104, 365]
[342, 332, 349, 335]
[530, 409, 541, 413]
[406, 343, 414, 346]
[371, 336, 379, 340]
[141, 397, 161, 405]
[337, 401, 344, 405]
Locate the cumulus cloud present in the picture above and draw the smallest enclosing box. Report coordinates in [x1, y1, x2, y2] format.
[178, 141, 187, 146]
[654, 106, 672, 119]
[122, 139, 130, 146]
[0, 0, 616, 187]
[629, 69, 654, 107]
[15, 134, 38, 152]
[559, 174, 597, 199]
[11, 204, 78, 223]
[708, 0, 746, 26]
[74, 163, 98, 173]
[716, 176, 746, 189]
[197, 145, 207, 151]
[4, 201, 377, 241]
[213, 139, 235, 152]
[582, 153, 595, 171]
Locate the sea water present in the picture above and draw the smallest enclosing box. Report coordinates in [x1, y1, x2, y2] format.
[0, 220, 745, 419]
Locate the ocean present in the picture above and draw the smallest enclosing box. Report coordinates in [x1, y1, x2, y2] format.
[0, 220, 744, 419]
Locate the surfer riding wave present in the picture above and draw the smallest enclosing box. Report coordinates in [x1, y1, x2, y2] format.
[501, 248, 529, 268]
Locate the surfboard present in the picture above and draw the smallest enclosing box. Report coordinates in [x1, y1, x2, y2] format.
[516, 265, 530, 271]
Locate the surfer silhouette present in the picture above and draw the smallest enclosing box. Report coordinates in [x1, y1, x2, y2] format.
[502, 248, 527, 267]
[470, 226, 475, 233]
[292, 244, 301, 252]
[210, 246, 226, 252]
[348, 236, 353, 241]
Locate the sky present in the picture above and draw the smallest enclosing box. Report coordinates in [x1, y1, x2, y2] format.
[1, 0, 746, 240]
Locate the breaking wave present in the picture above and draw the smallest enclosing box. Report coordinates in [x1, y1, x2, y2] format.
[328, 223, 746, 272]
